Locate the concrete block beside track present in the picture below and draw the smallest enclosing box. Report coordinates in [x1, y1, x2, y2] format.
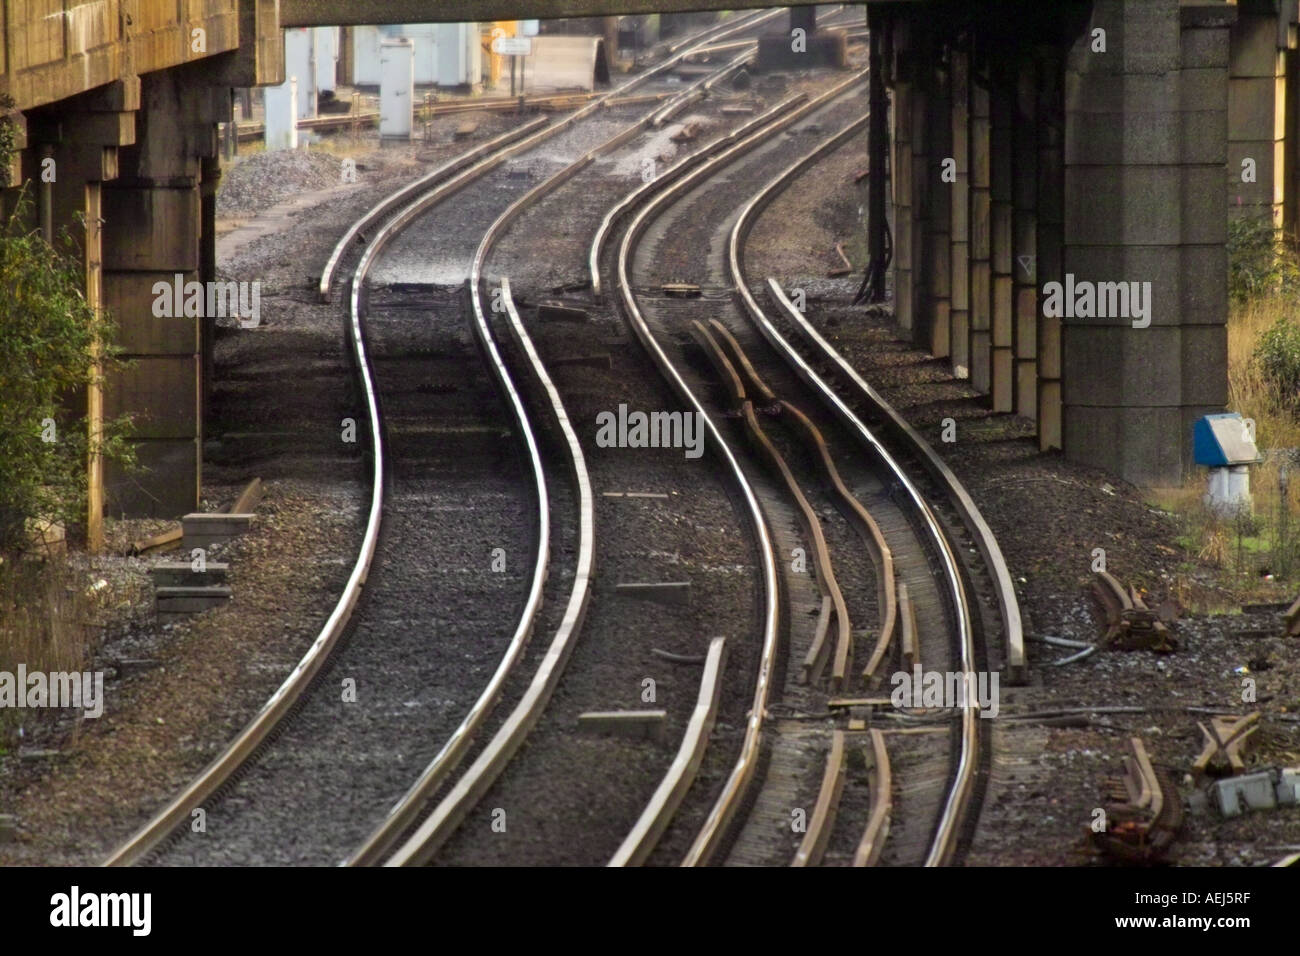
[181, 513, 255, 551]
[578, 710, 667, 740]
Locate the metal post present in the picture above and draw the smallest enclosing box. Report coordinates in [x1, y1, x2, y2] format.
[861, 8, 890, 303]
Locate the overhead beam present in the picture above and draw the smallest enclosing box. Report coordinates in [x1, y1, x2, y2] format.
[281, 0, 824, 28]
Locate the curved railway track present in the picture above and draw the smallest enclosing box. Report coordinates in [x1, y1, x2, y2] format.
[106, 7, 1018, 869]
[103, 9, 785, 868]
[597, 68, 1020, 865]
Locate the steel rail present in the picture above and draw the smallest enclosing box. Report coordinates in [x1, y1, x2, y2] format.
[663, 8, 783, 55]
[319, 8, 784, 304]
[647, 46, 754, 127]
[608, 637, 729, 866]
[346, 268, 554, 865]
[737, 280, 977, 866]
[103, 145, 393, 871]
[853, 728, 892, 866]
[692, 319, 852, 690]
[108, 13, 759, 868]
[317, 117, 549, 302]
[599, 71, 868, 866]
[792, 729, 846, 867]
[588, 93, 810, 300]
[727, 112, 984, 866]
[722, 108, 1024, 686]
[365, 41, 781, 867]
[725, 109, 1023, 681]
[598, 77, 880, 867]
[374, 278, 594, 867]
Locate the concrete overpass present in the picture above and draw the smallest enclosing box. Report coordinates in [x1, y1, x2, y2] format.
[1, 1, 1292, 548]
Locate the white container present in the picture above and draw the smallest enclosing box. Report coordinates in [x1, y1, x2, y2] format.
[283, 28, 317, 119]
[398, 23, 438, 84]
[434, 23, 481, 88]
[264, 76, 298, 151]
[314, 26, 338, 93]
[353, 25, 383, 86]
[380, 39, 414, 140]
[1205, 465, 1252, 516]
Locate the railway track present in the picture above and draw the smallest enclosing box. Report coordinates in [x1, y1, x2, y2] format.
[106, 7, 1019, 869]
[594, 65, 1021, 865]
[102, 8, 793, 868]
[361, 21, 853, 870]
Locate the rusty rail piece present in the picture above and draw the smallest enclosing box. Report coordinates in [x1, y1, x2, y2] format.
[733, 113, 993, 868]
[608, 637, 729, 866]
[237, 90, 679, 141]
[691, 320, 853, 690]
[898, 580, 920, 671]
[370, 279, 594, 867]
[703, 316, 895, 688]
[723, 113, 1025, 685]
[1192, 712, 1260, 777]
[1093, 737, 1184, 863]
[1091, 571, 1175, 651]
[792, 729, 847, 867]
[110, 13, 762, 869]
[129, 477, 263, 555]
[602, 71, 870, 867]
[371, 36, 781, 866]
[853, 727, 892, 866]
[319, 8, 780, 303]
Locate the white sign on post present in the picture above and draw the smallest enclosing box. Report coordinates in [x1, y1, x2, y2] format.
[492, 36, 533, 56]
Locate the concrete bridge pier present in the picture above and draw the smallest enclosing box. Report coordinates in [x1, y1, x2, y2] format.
[27, 78, 141, 549]
[1061, 2, 1232, 484]
[100, 68, 229, 518]
[870, 0, 1300, 486]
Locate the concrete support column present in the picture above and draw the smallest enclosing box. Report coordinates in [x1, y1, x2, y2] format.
[926, 57, 953, 358]
[200, 155, 221, 428]
[968, 60, 992, 395]
[1287, 47, 1300, 234]
[1036, 46, 1064, 450]
[790, 6, 817, 37]
[891, 21, 916, 333]
[907, 58, 930, 342]
[34, 80, 137, 550]
[1061, 0, 1230, 484]
[990, 67, 1015, 412]
[949, 45, 970, 378]
[1013, 54, 1039, 420]
[1227, 5, 1286, 226]
[102, 69, 221, 518]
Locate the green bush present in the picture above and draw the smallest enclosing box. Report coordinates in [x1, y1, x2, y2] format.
[1228, 215, 1300, 303]
[0, 102, 133, 553]
[1254, 315, 1300, 409]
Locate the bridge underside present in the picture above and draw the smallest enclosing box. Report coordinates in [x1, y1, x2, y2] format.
[1, 0, 1290, 548]
[280, 0, 827, 28]
[871, 0, 1294, 486]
